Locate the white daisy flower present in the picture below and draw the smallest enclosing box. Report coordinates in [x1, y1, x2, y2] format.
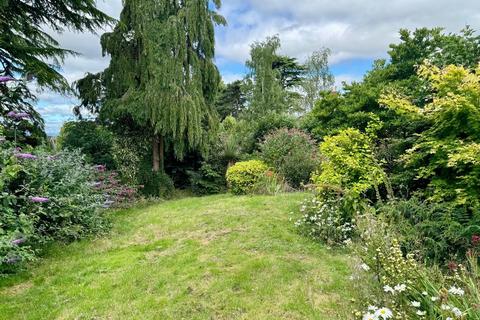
[363, 313, 377, 320]
[368, 305, 378, 311]
[394, 284, 406, 292]
[375, 307, 393, 319]
[411, 301, 421, 308]
[383, 285, 395, 294]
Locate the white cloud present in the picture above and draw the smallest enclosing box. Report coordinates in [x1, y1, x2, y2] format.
[34, 0, 480, 135]
[44, 0, 480, 91]
[38, 105, 77, 136]
[37, 104, 75, 117]
[217, 0, 480, 64]
[222, 73, 244, 84]
[334, 74, 362, 91]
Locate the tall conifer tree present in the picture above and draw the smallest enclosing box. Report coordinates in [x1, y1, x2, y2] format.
[246, 36, 288, 117]
[78, 0, 225, 173]
[0, 0, 112, 133]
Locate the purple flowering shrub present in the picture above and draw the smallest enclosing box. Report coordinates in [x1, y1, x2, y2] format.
[0, 146, 111, 274]
[93, 165, 140, 208]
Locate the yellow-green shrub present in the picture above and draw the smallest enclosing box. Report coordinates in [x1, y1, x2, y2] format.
[226, 160, 268, 195]
[312, 128, 388, 199]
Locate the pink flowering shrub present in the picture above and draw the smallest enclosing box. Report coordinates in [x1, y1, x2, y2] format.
[93, 166, 140, 208]
[259, 128, 318, 188]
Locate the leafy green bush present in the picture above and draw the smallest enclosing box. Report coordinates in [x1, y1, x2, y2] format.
[226, 160, 268, 195]
[232, 113, 297, 154]
[110, 132, 171, 198]
[312, 128, 389, 200]
[377, 197, 480, 263]
[138, 165, 175, 198]
[189, 162, 226, 195]
[0, 147, 108, 273]
[21, 150, 107, 240]
[259, 128, 318, 188]
[58, 121, 115, 169]
[252, 113, 296, 145]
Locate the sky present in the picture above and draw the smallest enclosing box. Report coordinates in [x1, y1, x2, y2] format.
[37, 0, 480, 136]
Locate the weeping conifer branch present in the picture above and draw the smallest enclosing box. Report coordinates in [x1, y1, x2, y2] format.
[79, 0, 226, 169]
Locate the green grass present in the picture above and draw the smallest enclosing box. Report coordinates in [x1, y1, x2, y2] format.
[0, 193, 355, 319]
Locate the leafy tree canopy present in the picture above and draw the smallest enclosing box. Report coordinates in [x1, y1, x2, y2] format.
[245, 35, 289, 117]
[304, 27, 480, 140]
[0, 0, 113, 138]
[76, 0, 226, 175]
[58, 121, 115, 169]
[215, 80, 247, 120]
[302, 48, 335, 111]
[381, 63, 480, 209]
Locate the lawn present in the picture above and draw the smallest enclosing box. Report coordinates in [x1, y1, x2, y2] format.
[0, 193, 355, 319]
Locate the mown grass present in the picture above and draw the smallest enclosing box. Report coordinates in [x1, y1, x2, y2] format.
[0, 193, 355, 319]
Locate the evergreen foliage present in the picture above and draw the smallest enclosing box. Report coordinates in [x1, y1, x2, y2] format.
[259, 128, 318, 188]
[215, 80, 246, 120]
[0, 0, 113, 135]
[226, 160, 268, 195]
[245, 36, 288, 117]
[77, 0, 226, 177]
[272, 55, 305, 89]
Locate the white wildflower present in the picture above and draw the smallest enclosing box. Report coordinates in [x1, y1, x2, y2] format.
[411, 301, 421, 308]
[383, 285, 395, 294]
[441, 304, 451, 310]
[431, 296, 439, 302]
[452, 307, 463, 318]
[363, 313, 377, 320]
[360, 263, 370, 271]
[368, 305, 378, 312]
[448, 286, 465, 296]
[375, 307, 393, 319]
[394, 284, 406, 292]
[416, 310, 426, 316]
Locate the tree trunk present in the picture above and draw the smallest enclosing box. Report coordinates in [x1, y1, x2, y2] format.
[152, 135, 160, 172]
[152, 134, 165, 173]
[159, 135, 164, 172]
